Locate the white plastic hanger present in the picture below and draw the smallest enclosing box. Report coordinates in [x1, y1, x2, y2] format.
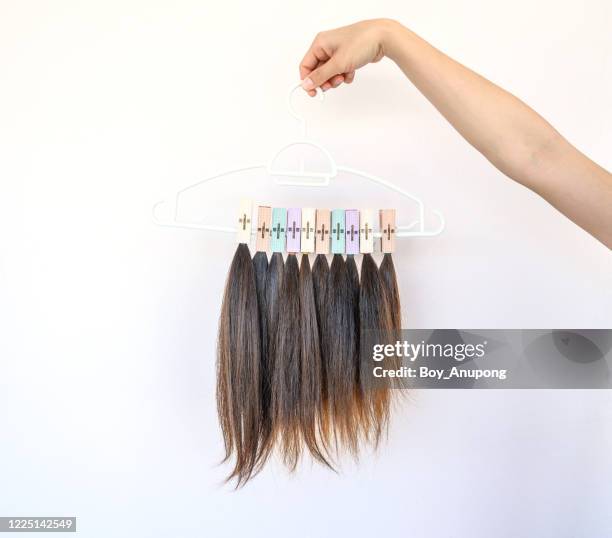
[152, 83, 445, 238]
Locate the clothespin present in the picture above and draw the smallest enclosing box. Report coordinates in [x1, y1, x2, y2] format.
[360, 209, 374, 254]
[236, 199, 252, 244]
[271, 208, 287, 253]
[380, 209, 396, 253]
[301, 208, 316, 253]
[331, 209, 345, 254]
[255, 206, 271, 252]
[315, 209, 331, 254]
[286, 208, 301, 253]
[345, 210, 360, 255]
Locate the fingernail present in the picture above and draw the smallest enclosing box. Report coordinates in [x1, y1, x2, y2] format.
[301, 77, 315, 90]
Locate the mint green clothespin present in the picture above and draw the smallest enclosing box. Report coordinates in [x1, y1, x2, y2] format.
[331, 209, 345, 254]
[271, 208, 287, 253]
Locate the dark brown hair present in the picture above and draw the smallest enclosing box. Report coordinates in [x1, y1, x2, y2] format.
[251, 250, 270, 474]
[255, 251, 285, 470]
[216, 243, 262, 486]
[346, 255, 360, 306]
[359, 253, 393, 446]
[346, 254, 367, 439]
[299, 254, 334, 468]
[324, 254, 360, 456]
[252, 251, 269, 360]
[311, 255, 329, 340]
[311, 254, 330, 446]
[379, 253, 404, 391]
[218, 244, 402, 484]
[271, 254, 302, 470]
[379, 253, 401, 334]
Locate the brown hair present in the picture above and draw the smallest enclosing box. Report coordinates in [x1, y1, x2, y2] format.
[217, 242, 402, 484]
[379, 253, 401, 334]
[324, 254, 360, 456]
[299, 254, 334, 468]
[346, 254, 368, 440]
[379, 253, 404, 391]
[311, 254, 331, 447]
[251, 250, 270, 474]
[254, 251, 285, 470]
[359, 253, 393, 446]
[216, 243, 262, 486]
[271, 254, 302, 470]
[311, 254, 329, 344]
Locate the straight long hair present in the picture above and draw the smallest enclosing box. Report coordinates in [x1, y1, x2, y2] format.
[346, 254, 367, 437]
[298, 254, 333, 468]
[359, 253, 393, 446]
[379, 253, 404, 391]
[251, 250, 270, 473]
[271, 253, 302, 470]
[216, 243, 262, 487]
[255, 251, 285, 469]
[325, 254, 359, 456]
[311, 253, 330, 447]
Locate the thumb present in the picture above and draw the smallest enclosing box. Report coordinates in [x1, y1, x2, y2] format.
[302, 57, 342, 90]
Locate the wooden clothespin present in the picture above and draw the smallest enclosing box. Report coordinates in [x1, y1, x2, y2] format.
[301, 208, 316, 253]
[359, 209, 374, 254]
[315, 209, 331, 254]
[380, 209, 396, 253]
[236, 199, 252, 244]
[255, 206, 271, 252]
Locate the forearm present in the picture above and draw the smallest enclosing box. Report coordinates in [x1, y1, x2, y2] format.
[382, 22, 562, 186]
[381, 21, 612, 247]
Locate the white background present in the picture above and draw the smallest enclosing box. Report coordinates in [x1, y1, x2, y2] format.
[1, 1, 611, 537]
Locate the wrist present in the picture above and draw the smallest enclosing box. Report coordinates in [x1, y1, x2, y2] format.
[377, 19, 412, 61]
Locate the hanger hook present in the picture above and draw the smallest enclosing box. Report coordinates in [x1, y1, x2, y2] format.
[288, 82, 324, 136]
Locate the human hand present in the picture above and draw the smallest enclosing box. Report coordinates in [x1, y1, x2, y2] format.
[299, 19, 400, 96]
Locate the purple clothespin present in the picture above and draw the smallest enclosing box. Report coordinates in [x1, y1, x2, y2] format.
[345, 209, 360, 255]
